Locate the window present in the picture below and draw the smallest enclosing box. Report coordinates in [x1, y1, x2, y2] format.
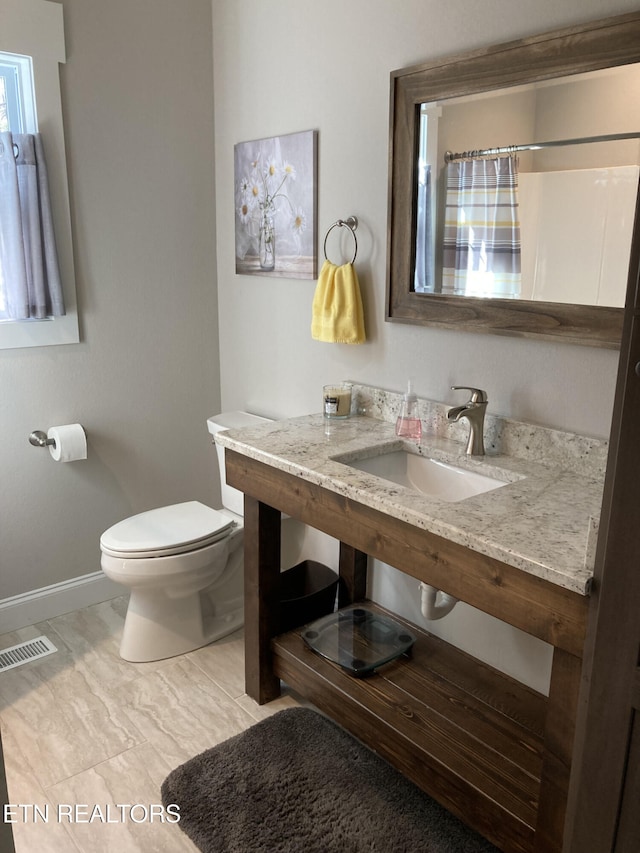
[0, 51, 39, 321]
[0, 0, 78, 349]
[413, 105, 441, 294]
[0, 52, 37, 134]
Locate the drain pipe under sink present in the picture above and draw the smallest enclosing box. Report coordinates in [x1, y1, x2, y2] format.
[419, 582, 459, 620]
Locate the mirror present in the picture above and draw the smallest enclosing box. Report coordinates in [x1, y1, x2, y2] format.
[418, 68, 640, 307]
[386, 13, 640, 347]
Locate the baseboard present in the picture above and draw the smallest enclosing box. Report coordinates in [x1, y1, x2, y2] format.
[0, 572, 125, 634]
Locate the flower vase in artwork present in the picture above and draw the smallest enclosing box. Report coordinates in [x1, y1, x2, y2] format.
[259, 209, 275, 271]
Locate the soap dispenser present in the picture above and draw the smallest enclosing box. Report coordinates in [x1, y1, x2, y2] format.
[396, 381, 422, 441]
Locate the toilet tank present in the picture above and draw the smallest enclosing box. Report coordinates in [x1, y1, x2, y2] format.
[207, 411, 272, 516]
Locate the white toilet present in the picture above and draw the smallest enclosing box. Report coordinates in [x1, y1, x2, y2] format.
[100, 411, 273, 663]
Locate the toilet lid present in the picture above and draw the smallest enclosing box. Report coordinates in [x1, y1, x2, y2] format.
[100, 501, 235, 557]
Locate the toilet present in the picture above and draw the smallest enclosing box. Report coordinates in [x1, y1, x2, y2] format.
[100, 411, 274, 663]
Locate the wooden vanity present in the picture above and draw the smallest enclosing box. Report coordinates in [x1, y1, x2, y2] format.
[220, 412, 598, 853]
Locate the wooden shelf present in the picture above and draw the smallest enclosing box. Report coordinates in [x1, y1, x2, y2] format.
[273, 602, 546, 853]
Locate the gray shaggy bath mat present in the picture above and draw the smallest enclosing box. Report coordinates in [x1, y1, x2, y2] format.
[161, 707, 499, 853]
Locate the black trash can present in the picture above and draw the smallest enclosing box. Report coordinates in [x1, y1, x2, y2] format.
[279, 560, 339, 632]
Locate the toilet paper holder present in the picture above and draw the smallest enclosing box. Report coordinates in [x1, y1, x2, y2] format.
[29, 424, 87, 462]
[29, 430, 56, 448]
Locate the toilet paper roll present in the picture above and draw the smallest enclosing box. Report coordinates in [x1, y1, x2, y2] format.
[47, 424, 87, 462]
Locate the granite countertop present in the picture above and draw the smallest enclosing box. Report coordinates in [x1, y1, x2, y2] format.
[216, 405, 605, 596]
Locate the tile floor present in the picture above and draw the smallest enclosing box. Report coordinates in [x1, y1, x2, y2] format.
[0, 597, 300, 852]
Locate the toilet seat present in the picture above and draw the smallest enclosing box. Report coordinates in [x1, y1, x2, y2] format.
[100, 501, 235, 559]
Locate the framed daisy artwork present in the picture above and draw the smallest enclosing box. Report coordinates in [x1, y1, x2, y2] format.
[234, 129, 318, 278]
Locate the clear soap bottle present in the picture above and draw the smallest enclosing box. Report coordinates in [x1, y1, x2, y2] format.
[395, 380, 422, 441]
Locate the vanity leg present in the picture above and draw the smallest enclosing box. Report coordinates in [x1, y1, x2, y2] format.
[243, 495, 281, 704]
[338, 542, 368, 607]
[534, 648, 583, 852]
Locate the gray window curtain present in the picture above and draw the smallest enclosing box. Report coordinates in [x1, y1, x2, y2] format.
[0, 131, 65, 319]
[442, 155, 521, 298]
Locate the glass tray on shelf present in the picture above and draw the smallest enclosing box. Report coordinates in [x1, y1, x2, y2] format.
[301, 605, 416, 677]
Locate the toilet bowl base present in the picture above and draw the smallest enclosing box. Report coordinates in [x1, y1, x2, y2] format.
[119, 588, 243, 663]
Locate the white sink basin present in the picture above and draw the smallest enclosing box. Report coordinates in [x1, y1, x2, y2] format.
[345, 451, 509, 502]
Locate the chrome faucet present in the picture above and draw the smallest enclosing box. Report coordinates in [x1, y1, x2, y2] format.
[447, 386, 488, 456]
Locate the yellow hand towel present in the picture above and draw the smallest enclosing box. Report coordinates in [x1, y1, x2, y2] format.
[311, 260, 366, 344]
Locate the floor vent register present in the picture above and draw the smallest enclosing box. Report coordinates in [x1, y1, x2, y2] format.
[0, 636, 58, 672]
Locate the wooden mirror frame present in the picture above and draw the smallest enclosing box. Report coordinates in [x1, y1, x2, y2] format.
[386, 12, 640, 348]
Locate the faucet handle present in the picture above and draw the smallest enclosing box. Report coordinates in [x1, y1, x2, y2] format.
[451, 386, 488, 404]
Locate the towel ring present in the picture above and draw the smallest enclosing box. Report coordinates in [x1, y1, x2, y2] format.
[323, 216, 358, 265]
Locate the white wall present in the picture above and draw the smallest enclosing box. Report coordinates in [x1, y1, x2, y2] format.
[212, 0, 640, 692]
[0, 0, 220, 602]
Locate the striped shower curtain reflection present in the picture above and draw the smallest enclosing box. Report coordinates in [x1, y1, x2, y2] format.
[442, 155, 521, 298]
